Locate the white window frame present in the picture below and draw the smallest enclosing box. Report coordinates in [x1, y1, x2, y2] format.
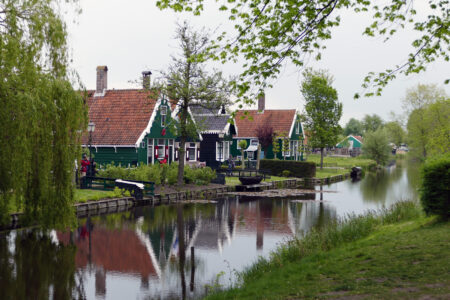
[236, 139, 242, 149]
[186, 142, 197, 161]
[296, 122, 300, 134]
[147, 138, 154, 164]
[247, 151, 254, 160]
[160, 106, 167, 127]
[157, 139, 165, 159]
[250, 139, 258, 146]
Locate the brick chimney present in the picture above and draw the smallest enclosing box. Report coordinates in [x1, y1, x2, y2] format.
[95, 66, 108, 96]
[258, 92, 265, 112]
[142, 71, 152, 89]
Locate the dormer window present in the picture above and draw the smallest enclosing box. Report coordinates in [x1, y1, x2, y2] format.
[160, 106, 167, 127]
[296, 121, 300, 134]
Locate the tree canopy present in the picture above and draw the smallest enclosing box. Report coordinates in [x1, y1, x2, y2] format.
[157, 0, 449, 100]
[362, 114, 384, 133]
[0, 0, 86, 228]
[343, 118, 364, 136]
[161, 22, 231, 184]
[405, 84, 449, 159]
[301, 69, 342, 168]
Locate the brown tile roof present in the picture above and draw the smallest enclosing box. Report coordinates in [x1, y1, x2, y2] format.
[83, 89, 158, 146]
[235, 109, 296, 138]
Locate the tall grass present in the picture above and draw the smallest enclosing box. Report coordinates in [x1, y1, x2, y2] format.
[239, 201, 422, 285]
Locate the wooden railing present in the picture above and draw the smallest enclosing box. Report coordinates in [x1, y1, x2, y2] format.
[84, 176, 155, 197]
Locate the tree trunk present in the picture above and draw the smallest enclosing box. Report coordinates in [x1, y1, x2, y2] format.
[177, 104, 189, 185]
[177, 137, 186, 185]
[241, 149, 244, 169]
[320, 147, 324, 170]
[256, 144, 261, 170]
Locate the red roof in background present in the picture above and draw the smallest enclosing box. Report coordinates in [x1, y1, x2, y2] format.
[82, 89, 158, 145]
[353, 135, 363, 143]
[235, 110, 296, 138]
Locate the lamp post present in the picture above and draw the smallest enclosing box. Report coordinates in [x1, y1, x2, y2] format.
[88, 122, 95, 163]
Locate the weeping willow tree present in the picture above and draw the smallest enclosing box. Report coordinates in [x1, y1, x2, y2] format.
[0, 0, 87, 228]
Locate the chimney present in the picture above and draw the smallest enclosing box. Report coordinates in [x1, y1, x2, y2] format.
[96, 66, 108, 95]
[142, 71, 152, 89]
[258, 92, 265, 112]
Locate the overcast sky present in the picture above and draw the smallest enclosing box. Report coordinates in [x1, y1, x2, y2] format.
[66, 0, 449, 125]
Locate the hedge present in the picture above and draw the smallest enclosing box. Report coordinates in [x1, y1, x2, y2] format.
[260, 159, 316, 178]
[420, 153, 450, 219]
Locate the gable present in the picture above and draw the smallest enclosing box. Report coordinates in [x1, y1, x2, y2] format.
[84, 89, 158, 146]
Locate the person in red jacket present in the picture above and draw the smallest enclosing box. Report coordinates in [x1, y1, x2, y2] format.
[80, 154, 90, 188]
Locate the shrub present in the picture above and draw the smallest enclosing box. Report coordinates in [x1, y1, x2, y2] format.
[193, 167, 216, 185]
[420, 153, 450, 219]
[260, 159, 316, 178]
[282, 170, 291, 177]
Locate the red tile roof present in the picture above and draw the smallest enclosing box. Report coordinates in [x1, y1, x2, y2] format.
[83, 89, 158, 146]
[353, 135, 363, 143]
[235, 110, 296, 138]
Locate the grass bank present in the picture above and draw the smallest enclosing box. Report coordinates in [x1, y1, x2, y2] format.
[307, 154, 377, 170]
[206, 202, 450, 299]
[74, 188, 130, 203]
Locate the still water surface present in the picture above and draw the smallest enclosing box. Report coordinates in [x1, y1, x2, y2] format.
[0, 162, 420, 299]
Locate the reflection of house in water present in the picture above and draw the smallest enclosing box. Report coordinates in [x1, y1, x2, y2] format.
[57, 223, 161, 297]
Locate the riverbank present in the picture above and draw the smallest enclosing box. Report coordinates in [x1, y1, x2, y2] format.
[206, 202, 450, 299]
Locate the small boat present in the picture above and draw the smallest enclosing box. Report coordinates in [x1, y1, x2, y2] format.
[239, 176, 263, 185]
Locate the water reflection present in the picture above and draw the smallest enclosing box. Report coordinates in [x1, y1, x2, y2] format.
[0, 162, 420, 299]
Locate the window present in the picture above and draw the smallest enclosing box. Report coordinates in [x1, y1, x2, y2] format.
[169, 139, 174, 146]
[160, 106, 167, 127]
[296, 122, 300, 134]
[216, 142, 224, 161]
[147, 139, 153, 164]
[188, 148, 196, 161]
[157, 139, 165, 159]
[250, 139, 258, 146]
[247, 151, 254, 160]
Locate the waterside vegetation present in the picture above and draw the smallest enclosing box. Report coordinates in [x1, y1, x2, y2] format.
[206, 202, 450, 299]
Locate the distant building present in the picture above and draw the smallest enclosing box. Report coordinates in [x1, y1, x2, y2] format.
[335, 135, 363, 156]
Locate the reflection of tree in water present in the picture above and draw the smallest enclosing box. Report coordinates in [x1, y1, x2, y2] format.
[0, 230, 82, 299]
[406, 161, 422, 196]
[360, 164, 404, 203]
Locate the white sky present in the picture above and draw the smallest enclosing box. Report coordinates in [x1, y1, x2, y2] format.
[66, 0, 449, 125]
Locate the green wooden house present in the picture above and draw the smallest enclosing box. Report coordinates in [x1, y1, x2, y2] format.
[230, 95, 305, 161]
[82, 66, 202, 167]
[335, 135, 363, 156]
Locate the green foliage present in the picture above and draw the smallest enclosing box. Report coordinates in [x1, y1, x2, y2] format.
[0, 1, 86, 228]
[281, 170, 291, 177]
[98, 163, 215, 186]
[238, 139, 248, 149]
[271, 136, 280, 158]
[362, 129, 391, 166]
[362, 114, 384, 133]
[302, 69, 342, 149]
[343, 118, 364, 136]
[405, 85, 449, 159]
[157, 0, 449, 99]
[237, 201, 422, 285]
[384, 121, 405, 146]
[260, 159, 316, 178]
[420, 153, 450, 219]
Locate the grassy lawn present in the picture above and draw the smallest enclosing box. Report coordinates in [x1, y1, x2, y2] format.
[74, 189, 124, 203]
[207, 208, 450, 299]
[306, 153, 377, 170]
[315, 168, 350, 178]
[225, 176, 287, 186]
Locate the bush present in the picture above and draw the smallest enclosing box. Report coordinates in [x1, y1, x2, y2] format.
[282, 170, 290, 177]
[260, 159, 316, 178]
[420, 153, 450, 219]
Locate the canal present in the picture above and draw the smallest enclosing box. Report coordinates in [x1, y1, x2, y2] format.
[0, 162, 420, 299]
